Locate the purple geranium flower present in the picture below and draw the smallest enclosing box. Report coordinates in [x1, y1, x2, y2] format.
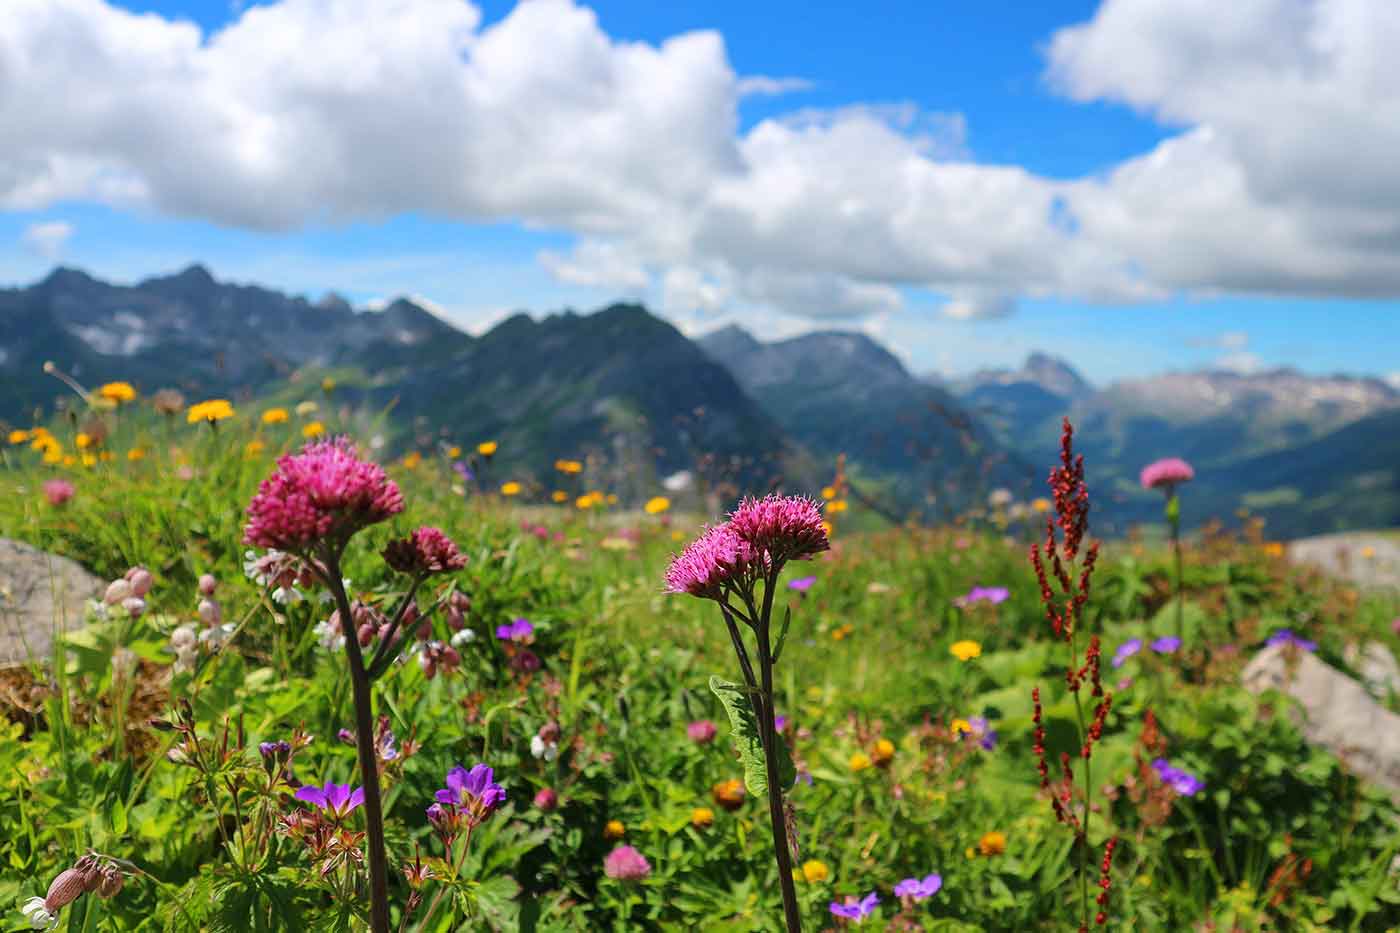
[294, 781, 365, 819]
[967, 716, 998, 751]
[830, 891, 880, 922]
[436, 763, 507, 826]
[1265, 629, 1317, 652]
[893, 873, 942, 900]
[1112, 638, 1143, 668]
[955, 585, 1010, 608]
[1150, 636, 1182, 654]
[788, 575, 817, 593]
[1152, 759, 1204, 797]
[774, 714, 788, 732]
[495, 618, 535, 642]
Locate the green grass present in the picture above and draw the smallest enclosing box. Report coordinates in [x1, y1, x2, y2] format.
[1, 410, 1399, 931]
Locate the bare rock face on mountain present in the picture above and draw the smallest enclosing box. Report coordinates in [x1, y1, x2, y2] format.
[0, 538, 102, 668]
[1242, 643, 1400, 798]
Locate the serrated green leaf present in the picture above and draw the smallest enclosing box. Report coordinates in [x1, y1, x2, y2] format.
[708, 675, 796, 796]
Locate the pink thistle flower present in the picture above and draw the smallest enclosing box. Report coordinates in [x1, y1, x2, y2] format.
[383, 526, 467, 575]
[687, 719, 718, 744]
[664, 523, 756, 598]
[1139, 458, 1195, 491]
[244, 437, 404, 552]
[42, 479, 75, 506]
[603, 845, 651, 882]
[728, 494, 829, 564]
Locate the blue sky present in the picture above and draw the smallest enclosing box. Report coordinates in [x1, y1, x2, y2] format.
[3, 0, 1398, 383]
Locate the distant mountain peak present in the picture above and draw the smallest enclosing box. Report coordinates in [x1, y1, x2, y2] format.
[1022, 352, 1091, 397]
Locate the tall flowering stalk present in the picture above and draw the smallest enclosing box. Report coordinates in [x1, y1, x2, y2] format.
[245, 438, 465, 933]
[1029, 419, 1115, 931]
[1140, 457, 1194, 644]
[666, 494, 829, 933]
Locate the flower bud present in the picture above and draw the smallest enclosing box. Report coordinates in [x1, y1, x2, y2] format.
[358, 623, 376, 647]
[45, 868, 87, 910]
[198, 573, 217, 596]
[446, 608, 465, 631]
[97, 866, 123, 898]
[534, 787, 558, 812]
[104, 578, 132, 605]
[170, 625, 197, 651]
[126, 567, 153, 597]
[197, 598, 221, 625]
[538, 720, 562, 744]
[122, 596, 146, 618]
[416, 621, 432, 641]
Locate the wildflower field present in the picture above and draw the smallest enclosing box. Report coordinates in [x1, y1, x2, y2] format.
[3, 394, 1400, 931]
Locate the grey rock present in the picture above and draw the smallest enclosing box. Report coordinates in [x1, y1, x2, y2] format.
[1343, 641, 1400, 701]
[1243, 643, 1400, 797]
[1288, 533, 1400, 590]
[0, 538, 103, 668]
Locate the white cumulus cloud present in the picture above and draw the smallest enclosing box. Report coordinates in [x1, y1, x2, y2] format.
[20, 221, 74, 259]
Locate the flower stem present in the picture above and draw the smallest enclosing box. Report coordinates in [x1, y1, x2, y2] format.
[325, 550, 392, 933]
[1170, 503, 1184, 645]
[755, 574, 802, 933]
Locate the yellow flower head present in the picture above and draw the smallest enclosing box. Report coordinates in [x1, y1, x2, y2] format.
[261, 408, 289, 424]
[712, 778, 746, 811]
[690, 807, 715, 829]
[848, 751, 872, 773]
[950, 718, 972, 738]
[606, 493, 618, 505]
[127, 448, 145, 462]
[302, 421, 326, 439]
[821, 520, 834, 538]
[799, 860, 829, 883]
[1262, 541, 1285, 558]
[1361, 546, 1377, 559]
[97, 381, 137, 403]
[978, 831, 1007, 856]
[295, 400, 319, 417]
[477, 440, 498, 457]
[827, 499, 848, 514]
[831, 622, 854, 641]
[187, 399, 235, 424]
[644, 496, 671, 515]
[245, 439, 266, 458]
[75, 432, 93, 450]
[551, 490, 569, 503]
[447, 445, 462, 458]
[500, 481, 522, 497]
[950, 640, 982, 662]
[821, 486, 836, 500]
[603, 819, 625, 840]
[321, 377, 336, 393]
[1032, 497, 1052, 513]
[8, 429, 30, 445]
[872, 738, 896, 767]
[401, 451, 422, 469]
[554, 458, 583, 474]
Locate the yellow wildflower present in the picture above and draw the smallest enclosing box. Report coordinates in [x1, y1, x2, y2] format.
[500, 481, 522, 497]
[606, 493, 618, 505]
[551, 490, 569, 503]
[447, 445, 462, 458]
[821, 520, 834, 538]
[603, 820, 625, 840]
[671, 530, 685, 541]
[827, 499, 848, 514]
[127, 448, 145, 462]
[98, 451, 113, 462]
[978, 831, 1007, 856]
[951, 718, 972, 738]
[950, 640, 982, 662]
[849, 752, 872, 773]
[831, 623, 854, 641]
[58, 453, 73, 466]
[1032, 497, 1052, 513]
[712, 779, 746, 811]
[75, 432, 93, 450]
[690, 807, 715, 829]
[554, 458, 583, 474]
[644, 496, 670, 514]
[186, 399, 235, 424]
[821, 486, 836, 500]
[1361, 546, 1377, 559]
[261, 408, 289, 424]
[321, 377, 336, 393]
[245, 439, 266, 457]
[295, 400, 319, 416]
[7, 429, 29, 444]
[81, 452, 97, 467]
[97, 381, 137, 403]
[799, 860, 829, 883]
[302, 421, 326, 438]
[401, 451, 422, 469]
[1262, 541, 1285, 558]
[477, 440, 498, 457]
[872, 738, 895, 768]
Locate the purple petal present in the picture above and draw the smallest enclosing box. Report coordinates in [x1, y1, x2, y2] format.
[294, 785, 328, 808]
[347, 787, 365, 813]
[324, 782, 350, 812]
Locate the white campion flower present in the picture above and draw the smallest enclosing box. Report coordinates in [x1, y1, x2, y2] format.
[449, 628, 476, 648]
[20, 896, 57, 930]
[530, 734, 558, 762]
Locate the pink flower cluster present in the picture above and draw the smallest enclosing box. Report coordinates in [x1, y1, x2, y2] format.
[382, 526, 467, 575]
[1139, 457, 1195, 491]
[43, 478, 75, 506]
[603, 845, 651, 881]
[665, 494, 829, 599]
[244, 438, 404, 551]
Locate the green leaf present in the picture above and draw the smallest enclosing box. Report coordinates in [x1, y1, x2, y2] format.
[708, 675, 796, 797]
[772, 605, 792, 665]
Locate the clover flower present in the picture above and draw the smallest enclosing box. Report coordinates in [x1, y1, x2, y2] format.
[42, 479, 75, 506]
[893, 873, 942, 900]
[294, 781, 365, 820]
[244, 437, 404, 552]
[604, 845, 651, 881]
[435, 764, 506, 827]
[382, 526, 467, 575]
[1139, 457, 1195, 491]
[1152, 759, 1204, 796]
[687, 719, 717, 744]
[829, 891, 879, 922]
[1265, 629, 1317, 652]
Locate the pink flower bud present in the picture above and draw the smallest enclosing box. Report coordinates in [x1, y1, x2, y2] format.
[416, 621, 432, 640]
[446, 608, 465, 631]
[198, 574, 217, 596]
[104, 578, 132, 605]
[198, 598, 221, 625]
[534, 787, 558, 811]
[122, 596, 146, 618]
[45, 868, 87, 910]
[358, 623, 376, 646]
[126, 567, 153, 597]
